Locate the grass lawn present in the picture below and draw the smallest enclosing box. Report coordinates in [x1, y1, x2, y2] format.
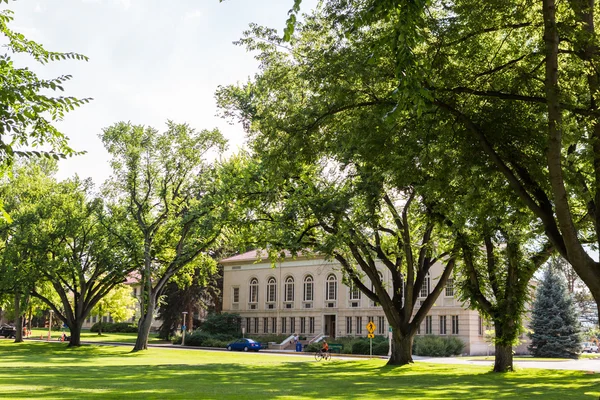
[28, 328, 169, 344]
[0, 341, 598, 399]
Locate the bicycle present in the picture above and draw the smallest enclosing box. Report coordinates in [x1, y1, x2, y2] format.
[314, 349, 331, 361]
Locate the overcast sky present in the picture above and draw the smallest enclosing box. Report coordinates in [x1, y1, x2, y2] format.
[6, 0, 318, 184]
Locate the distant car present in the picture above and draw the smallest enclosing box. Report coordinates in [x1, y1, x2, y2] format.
[582, 342, 599, 353]
[226, 338, 262, 352]
[0, 325, 16, 339]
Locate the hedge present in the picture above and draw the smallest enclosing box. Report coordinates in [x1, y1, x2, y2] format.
[90, 322, 138, 333]
[413, 335, 465, 357]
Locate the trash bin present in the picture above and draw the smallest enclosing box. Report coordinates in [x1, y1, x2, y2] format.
[296, 342, 302, 352]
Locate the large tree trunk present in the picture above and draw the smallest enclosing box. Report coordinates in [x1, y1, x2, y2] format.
[14, 292, 23, 343]
[133, 295, 156, 351]
[493, 319, 515, 372]
[387, 331, 414, 366]
[494, 343, 514, 372]
[68, 320, 83, 347]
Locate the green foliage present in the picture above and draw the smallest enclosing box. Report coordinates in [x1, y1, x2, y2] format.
[528, 264, 582, 359]
[175, 331, 235, 347]
[413, 336, 466, 357]
[199, 312, 241, 336]
[90, 322, 138, 334]
[0, 2, 90, 171]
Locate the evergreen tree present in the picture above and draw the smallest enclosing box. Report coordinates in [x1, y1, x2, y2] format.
[529, 261, 582, 358]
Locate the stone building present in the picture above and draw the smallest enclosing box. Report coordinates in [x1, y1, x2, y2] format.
[221, 250, 521, 355]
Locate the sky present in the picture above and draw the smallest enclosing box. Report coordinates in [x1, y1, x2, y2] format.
[6, 0, 319, 184]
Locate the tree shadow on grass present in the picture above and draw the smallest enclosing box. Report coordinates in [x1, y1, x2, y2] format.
[0, 356, 599, 399]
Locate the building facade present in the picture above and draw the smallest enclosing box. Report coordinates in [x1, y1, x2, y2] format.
[221, 250, 523, 356]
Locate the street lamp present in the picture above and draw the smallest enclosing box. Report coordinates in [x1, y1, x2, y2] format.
[47, 310, 54, 341]
[181, 311, 188, 346]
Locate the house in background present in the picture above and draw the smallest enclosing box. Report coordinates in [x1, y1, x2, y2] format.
[221, 250, 531, 355]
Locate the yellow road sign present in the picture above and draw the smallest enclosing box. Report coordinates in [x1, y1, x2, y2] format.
[367, 333, 375, 339]
[366, 321, 376, 333]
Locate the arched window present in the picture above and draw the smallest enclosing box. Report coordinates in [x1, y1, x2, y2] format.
[303, 275, 314, 302]
[326, 274, 338, 301]
[267, 277, 277, 303]
[419, 272, 430, 298]
[285, 276, 294, 302]
[249, 278, 258, 303]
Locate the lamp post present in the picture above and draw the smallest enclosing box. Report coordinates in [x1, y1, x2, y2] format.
[181, 311, 188, 346]
[47, 310, 53, 341]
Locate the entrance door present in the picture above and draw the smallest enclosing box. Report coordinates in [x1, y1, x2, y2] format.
[324, 315, 336, 338]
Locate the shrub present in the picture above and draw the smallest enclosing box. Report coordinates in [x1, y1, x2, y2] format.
[90, 322, 137, 333]
[175, 330, 236, 347]
[373, 340, 389, 355]
[413, 335, 465, 357]
[200, 313, 241, 336]
[352, 340, 371, 355]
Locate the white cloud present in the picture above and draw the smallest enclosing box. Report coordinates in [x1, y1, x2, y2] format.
[33, 3, 44, 13]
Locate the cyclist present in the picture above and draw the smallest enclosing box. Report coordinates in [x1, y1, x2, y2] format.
[321, 340, 329, 354]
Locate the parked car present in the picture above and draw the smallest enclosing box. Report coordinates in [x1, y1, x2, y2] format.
[226, 338, 262, 352]
[0, 325, 17, 339]
[581, 342, 599, 353]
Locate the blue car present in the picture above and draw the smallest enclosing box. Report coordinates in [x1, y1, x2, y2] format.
[226, 338, 262, 352]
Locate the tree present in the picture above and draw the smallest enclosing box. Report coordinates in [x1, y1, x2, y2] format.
[223, 153, 458, 366]
[529, 261, 582, 358]
[101, 121, 229, 351]
[90, 284, 136, 335]
[156, 257, 220, 340]
[0, 160, 56, 342]
[27, 179, 135, 346]
[0, 0, 90, 175]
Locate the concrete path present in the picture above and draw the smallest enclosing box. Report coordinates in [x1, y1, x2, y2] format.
[413, 355, 600, 373]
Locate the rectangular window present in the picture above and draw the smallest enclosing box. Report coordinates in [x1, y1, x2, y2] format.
[425, 316, 432, 334]
[349, 282, 361, 300]
[304, 280, 314, 301]
[445, 279, 454, 297]
[326, 281, 337, 301]
[290, 317, 295, 334]
[271, 317, 277, 334]
[245, 318, 251, 334]
[356, 317, 363, 334]
[86, 317, 90, 324]
[439, 316, 447, 335]
[378, 316, 385, 335]
[281, 317, 287, 334]
[368, 316, 374, 323]
[478, 315, 483, 336]
[254, 318, 259, 334]
[417, 323, 421, 335]
[233, 287, 240, 303]
[92, 316, 97, 323]
[346, 317, 352, 334]
[420, 274, 430, 298]
[300, 317, 306, 334]
[263, 317, 269, 334]
[452, 315, 459, 335]
[309, 317, 315, 334]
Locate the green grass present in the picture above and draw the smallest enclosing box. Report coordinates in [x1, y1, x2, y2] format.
[28, 328, 169, 344]
[0, 341, 598, 399]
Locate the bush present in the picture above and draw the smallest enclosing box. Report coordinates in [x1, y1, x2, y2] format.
[200, 313, 241, 336]
[373, 340, 389, 355]
[413, 335, 465, 357]
[90, 322, 137, 333]
[175, 330, 236, 347]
